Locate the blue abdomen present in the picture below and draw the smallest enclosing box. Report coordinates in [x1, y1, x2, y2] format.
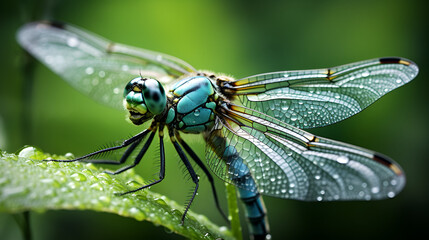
[166, 76, 217, 133]
[209, 132, 270, 239]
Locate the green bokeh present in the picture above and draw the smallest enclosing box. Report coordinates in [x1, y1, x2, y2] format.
[1, 0, 428, 239]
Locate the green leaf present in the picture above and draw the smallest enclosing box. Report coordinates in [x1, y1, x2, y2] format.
[0, 147, 233, 240]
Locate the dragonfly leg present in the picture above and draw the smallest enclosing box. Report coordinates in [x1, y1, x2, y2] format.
[175, 133, 229, 224]
[86, 137, 143, 165]
[117, 126, 166, 195]
[45, 129, 150, 162]
[104, 129, 156, 175]
[170, 129, 199, 224]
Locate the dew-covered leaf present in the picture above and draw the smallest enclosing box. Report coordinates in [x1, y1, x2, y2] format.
[0, 147, 233, 240]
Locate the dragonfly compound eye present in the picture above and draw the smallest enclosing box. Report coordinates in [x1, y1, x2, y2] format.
[141, 78, 167, 115]
[123, 77, 166, 125]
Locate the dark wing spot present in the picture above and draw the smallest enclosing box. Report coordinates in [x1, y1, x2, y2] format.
[379, 57, 401, 64]
[48, 21, 66, 29]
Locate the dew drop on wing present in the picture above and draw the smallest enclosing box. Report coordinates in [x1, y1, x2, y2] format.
[92, 78, 99, 86]
[67, 37, 79, 47]
[337, 155, 349, 164]
[85, 67, 94, 75]
[121, 64, 129, 71]
[362, 70, 370, 77]
[371, 186, 380, 194]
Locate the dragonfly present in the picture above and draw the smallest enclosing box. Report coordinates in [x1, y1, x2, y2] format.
[17, 21, 418, 240]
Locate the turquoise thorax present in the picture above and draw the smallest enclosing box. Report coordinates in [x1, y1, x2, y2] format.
[166, 76, 217, 133]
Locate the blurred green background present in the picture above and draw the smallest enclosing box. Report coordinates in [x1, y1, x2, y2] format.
[1, 0, 428, 239]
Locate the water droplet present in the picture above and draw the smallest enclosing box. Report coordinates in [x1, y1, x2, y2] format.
[98, 71, 106, 78]
[387, 191, 395, 198]
[67, 182, 79, 189]
[129, 207, 145, 221]
[121, 65, 129, 71]
[317, 196, 323, 201]
[396, 79, 402, 84]
[91, 78, 99, 86]
[281, 103, 289, 111]
[113, 88, 120, 94]
[337, 156, 349, 164]
[67, 37, 79, 47]
[371, 187, 380, 194]
[18, 146, 43, 159]
[194, 109, 200, 116]
[85, 67, 94, 75]
[99, 195, 111, 204]
[314, 175, 321, 180]
[36, 162, 48, 169]
[270, 177, 275, 182]
[290, 115, 298, 121]
[71, 173, 87, 182]
[390, 179, 397, 186]
[90, 183, 104, 191]
[362, 71, 370, 77]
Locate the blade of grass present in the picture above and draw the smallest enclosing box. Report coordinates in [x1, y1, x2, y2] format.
[12, 211, 32, 240]
[225, 182, 242, 240]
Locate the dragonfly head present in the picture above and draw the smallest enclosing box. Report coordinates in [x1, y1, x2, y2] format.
[123, 77, 167, 125]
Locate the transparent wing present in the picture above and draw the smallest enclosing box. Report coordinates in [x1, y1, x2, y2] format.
[205, 103, 405, 201]
[226, 58, 418, 129]
[17, 21, 197, 109]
